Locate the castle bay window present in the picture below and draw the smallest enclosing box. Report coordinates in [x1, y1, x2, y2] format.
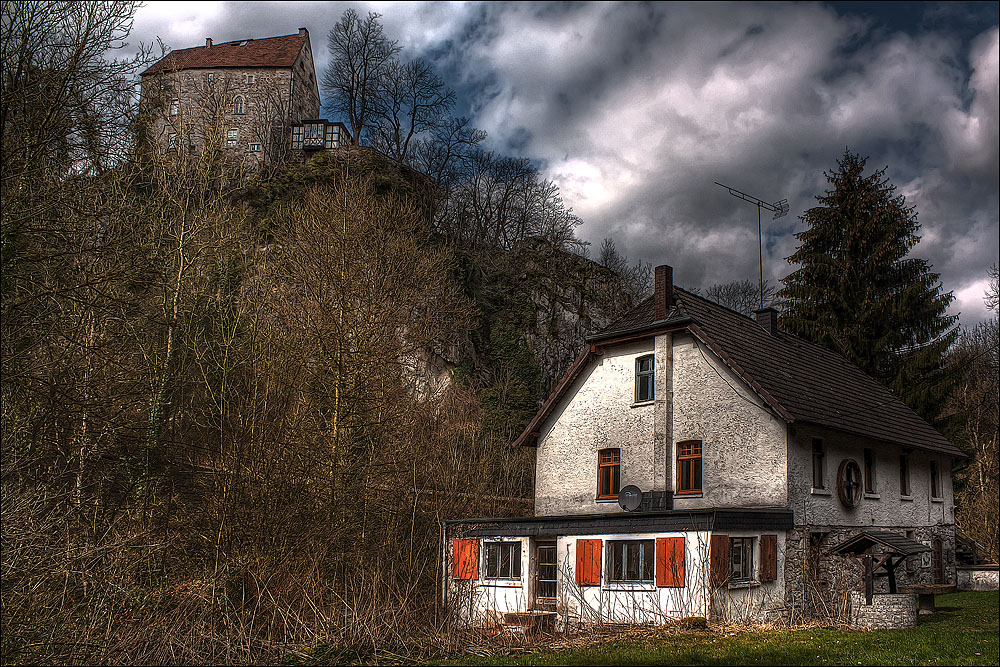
[597, 448, 620, 499]
[484, 541, 521, 579]
[812, 438, 825, 489]
[608, 540, 654, 583]
[635, 355, 654, 402]
[676, 440, 702, 494]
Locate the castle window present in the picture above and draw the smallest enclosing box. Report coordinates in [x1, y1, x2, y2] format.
[226, 128, 238, 148]
[169, 99, 179, 116]
[677, 440, 702, 495]
[207, 73, 215, 83]
[249, 143, 261, 152]
[246, 73, 255, 84]
[597, 448, 620, 500]
[167, 133, 177, 150]
[233, 96, 244, 115]
[635, 355, 654, 402]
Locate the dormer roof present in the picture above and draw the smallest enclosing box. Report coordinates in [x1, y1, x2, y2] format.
[141, 31, 309, 77]
[515, 279, 965, 459]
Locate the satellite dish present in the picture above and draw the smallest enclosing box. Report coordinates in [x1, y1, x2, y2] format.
[618, 485, 642, 512]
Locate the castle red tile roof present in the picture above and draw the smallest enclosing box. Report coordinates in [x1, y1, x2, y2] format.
[141, 32, 308, 76]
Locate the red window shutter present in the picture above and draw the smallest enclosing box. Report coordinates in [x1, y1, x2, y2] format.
[710, 534, 729, 586]
[452, 539, 478, 580]
[575, 538, 602, 585]
[656, 536, 685, 587]
[760, 534, 778, 582]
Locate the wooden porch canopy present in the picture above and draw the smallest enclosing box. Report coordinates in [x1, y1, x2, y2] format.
[826, 531, 930, 602]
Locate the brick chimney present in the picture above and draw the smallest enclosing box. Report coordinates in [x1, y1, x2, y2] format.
[654, 265, 674, 320]
[299, 27, 308, 36]
[205, 37, 213, 48]
[754, 307, 778, 335]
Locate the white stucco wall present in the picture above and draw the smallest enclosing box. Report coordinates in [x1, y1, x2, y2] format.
[670, 334, 788, 509]
[788, 423, 955, 529]
[448, 530, 788, 627]
[534, 334, 788, 515]
[535, 340, 657, 515]
[559, 531, 712, 625]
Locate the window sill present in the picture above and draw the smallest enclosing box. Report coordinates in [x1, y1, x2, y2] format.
[604, 583, 656, 592]
[931, 497, 943, 504]
[728, 580, 760, 590]
[481, 580, 522, 588]
[811, 488, 831, 496]
[674, 492, 703, 499]
[596, 497, 619, 503]
[901, 495, 914, 502]
[630, 400, 654, 408]
[863, 493, 880, 500]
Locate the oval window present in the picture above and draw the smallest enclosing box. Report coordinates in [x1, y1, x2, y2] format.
[837, 459, 863, 508]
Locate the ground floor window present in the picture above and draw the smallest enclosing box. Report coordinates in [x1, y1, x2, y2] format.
[484, 541, 521, 579]
[608, 539, 654, 583]
[730, 537, 754, 582]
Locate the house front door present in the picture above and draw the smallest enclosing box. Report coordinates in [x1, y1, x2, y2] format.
[535, 541, 557, 610]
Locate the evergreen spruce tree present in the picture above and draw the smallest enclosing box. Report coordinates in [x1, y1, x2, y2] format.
[780, 150, 958, 421]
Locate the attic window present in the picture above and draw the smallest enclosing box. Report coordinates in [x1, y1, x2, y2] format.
[635, 355, 654, 402]
[239, 40, 249, 46]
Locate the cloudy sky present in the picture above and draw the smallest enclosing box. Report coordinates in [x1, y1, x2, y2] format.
[128, 1, 999, 327]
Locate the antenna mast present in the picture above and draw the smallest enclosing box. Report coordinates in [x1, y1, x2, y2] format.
[714, 182, 789, 309]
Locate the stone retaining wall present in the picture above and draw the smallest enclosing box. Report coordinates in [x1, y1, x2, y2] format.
[849, 592, 917, 629]
[957, 565, 999, 591]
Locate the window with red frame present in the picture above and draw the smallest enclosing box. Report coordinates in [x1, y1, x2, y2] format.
[677, 440, 702, 494]
[598, 448, 620, 499]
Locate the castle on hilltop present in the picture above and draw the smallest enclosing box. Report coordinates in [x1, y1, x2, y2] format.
[140, 29, 350, 171]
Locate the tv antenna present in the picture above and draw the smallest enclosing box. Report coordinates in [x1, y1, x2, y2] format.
[715, 182, 789, 310]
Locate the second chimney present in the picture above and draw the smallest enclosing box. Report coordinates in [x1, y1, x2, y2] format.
[754, 307, 778, 335]
[654, 265, 674, 320]
[205, 37, 213, 48]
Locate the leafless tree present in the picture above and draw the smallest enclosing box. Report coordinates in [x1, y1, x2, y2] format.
[370, 58, 456, 162]
[705, 278, 779, 316]
[322, 8, 399, 145]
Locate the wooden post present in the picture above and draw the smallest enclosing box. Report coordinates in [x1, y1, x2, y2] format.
[864, 555, 874, 605]
[886, 557, 897, 594]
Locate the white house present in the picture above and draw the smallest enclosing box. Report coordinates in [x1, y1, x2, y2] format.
[444, 265, 965, 628]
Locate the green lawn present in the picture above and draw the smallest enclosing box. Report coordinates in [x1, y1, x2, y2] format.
[435, 591, 998, 666]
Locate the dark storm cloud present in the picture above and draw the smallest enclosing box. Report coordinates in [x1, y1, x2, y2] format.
[131, 1, 999, 325]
